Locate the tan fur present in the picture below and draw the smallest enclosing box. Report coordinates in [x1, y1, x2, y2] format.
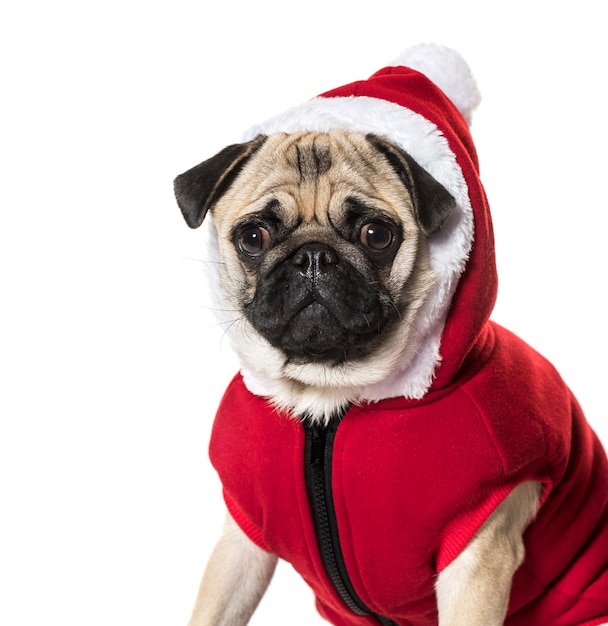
[435, 482, 541, 625]
[211, 130, 437, 420]
[187, 513, 277, 626]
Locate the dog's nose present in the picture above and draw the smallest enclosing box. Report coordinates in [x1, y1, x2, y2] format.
[291, 243, 339, 276]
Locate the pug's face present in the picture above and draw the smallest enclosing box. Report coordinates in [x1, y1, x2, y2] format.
[174, 130, 455, 413]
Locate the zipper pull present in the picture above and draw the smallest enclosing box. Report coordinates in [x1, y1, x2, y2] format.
[309, 423, 326, 466]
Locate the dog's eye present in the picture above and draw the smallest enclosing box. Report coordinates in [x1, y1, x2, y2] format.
[360, 223, 394, 251]
[238, 226, 271, 257]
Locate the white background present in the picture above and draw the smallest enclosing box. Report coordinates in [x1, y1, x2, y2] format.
[1, 1, 606, 624]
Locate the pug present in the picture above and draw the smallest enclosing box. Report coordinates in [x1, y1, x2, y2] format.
[176, 130, 451, 417]
[174, 45, 608, 626]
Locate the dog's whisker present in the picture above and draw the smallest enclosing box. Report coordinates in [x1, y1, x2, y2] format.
[218, 316, 246, 346]
[178, 254, 228, 267]
[387, 297, 403, 320]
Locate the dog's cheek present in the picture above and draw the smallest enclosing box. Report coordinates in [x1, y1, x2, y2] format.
[379, 235, 417, 299]
[218, 252, 255, 307]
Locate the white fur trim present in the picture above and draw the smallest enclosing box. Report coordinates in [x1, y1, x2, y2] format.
[233, 96, 474, 402]
[391, 43, 481, 125]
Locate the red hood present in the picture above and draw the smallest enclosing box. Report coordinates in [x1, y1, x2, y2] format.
[197, 44, 497, 402]
[239, 45, 495, 400]
[319, 63, 497, 393]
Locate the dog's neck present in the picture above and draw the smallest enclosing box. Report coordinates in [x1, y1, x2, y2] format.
[238, 326, 443, 423]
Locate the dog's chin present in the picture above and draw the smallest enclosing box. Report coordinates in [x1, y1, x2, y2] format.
[232, 315, 414, 422]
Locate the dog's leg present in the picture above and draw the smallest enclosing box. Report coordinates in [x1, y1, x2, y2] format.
[187, 511, 278, 626]
[435, 481, 541, 626]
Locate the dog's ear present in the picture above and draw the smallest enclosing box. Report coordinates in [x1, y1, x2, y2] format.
[366, 134, 455, 236]
[174, 135, 267, 229]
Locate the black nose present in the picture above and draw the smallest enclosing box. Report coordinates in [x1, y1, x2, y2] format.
[291, 243, 339, 276]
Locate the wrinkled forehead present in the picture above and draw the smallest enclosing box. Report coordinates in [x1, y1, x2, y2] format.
[211, 130, 413, 232]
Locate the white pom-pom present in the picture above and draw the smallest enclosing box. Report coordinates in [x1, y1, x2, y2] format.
[391, 43, 481, 125]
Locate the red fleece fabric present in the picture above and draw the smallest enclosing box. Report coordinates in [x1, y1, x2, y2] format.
[211, 326, 608, 624]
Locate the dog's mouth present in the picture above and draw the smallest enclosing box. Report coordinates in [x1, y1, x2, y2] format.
[283, 301, 347, 360]
[243, 246, 398, 364]
[254, 300, 392, 364]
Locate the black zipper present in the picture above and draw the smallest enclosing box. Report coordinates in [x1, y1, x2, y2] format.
[304, 417, 398, 626]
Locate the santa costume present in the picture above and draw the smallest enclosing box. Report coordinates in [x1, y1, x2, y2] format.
[204, 44, 608, 625]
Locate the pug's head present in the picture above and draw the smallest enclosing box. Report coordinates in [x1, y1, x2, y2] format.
[174, 130, 455, 418]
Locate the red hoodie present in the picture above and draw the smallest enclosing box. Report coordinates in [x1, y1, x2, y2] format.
[204, 45, 608, 625]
